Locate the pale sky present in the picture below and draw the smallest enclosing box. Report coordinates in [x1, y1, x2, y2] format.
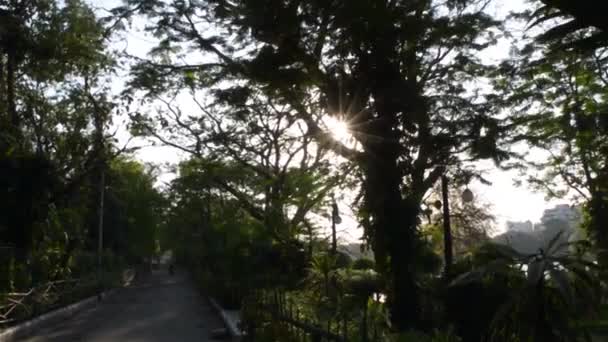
[91, 0, 572, 241]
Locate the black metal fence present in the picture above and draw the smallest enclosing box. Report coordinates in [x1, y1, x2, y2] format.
[244, 289, 382, 342]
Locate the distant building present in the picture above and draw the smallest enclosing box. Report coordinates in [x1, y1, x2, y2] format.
[505, 204, 583, 234]
[338, 243, 374, 260]
[540, 204, 582, 228]
[506, 220, 534, 233]
[496, 204, 586, 254]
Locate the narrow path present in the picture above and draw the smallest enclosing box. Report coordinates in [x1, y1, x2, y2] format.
[22, 270, 226, 341]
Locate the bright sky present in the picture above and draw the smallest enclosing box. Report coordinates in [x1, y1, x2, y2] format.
[91, 0, 572, 241]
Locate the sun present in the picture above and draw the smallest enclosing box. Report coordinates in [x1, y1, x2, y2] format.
[325, 116, 351, 142]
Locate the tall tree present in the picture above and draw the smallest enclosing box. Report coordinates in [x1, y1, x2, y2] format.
[165, 158, 310, 294]
[101, 157, 165, 262]
[116, 0, 506, 330]
[497, 36, 608, 267]
[529, 0, 608, 52]
[0, 0, 112, 150]
[127, 81, 349, 244]
[0, 0, 118, 284]
[423, 182, 495, 259]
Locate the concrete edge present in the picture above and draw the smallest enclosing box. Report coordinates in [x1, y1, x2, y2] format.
[208, 297, 243, 338]
[0, 288, 118, 341]
[0, 267, 137, 341]
[0, 266, 137, 342]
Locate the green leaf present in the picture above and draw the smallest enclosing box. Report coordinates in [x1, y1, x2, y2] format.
[184, 70, 196, 88]
[450, 259, 511, 287]
[487, 243, 523, 260]
[5, 146, 15, 157]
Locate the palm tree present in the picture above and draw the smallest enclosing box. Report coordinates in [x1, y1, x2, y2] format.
[452, 232, 601, 341]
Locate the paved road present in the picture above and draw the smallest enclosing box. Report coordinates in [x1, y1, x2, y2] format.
[22, 270, 226, 342]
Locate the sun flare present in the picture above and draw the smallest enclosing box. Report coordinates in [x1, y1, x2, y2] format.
[325, 117, 351, 142]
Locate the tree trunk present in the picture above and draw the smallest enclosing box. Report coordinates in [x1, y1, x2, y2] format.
[0, 55, 5, 110]
[6, 52, 19, 132]
[97, 170, 105, 274]
[363, 147, 421, 331]
[306, 221, 314, 259]
[331, 216, 337, 255]
[0, 61, 7, 149]
[534, 278, 555, 341]
[589, 192, 608, 271]
[442, 175, 453, 278]
[387, 199, 421, 331]
[90, 82, 106, 279]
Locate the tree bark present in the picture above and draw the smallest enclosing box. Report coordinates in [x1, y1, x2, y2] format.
[97, 169, 105, 274]
[0, 55, 5, 108]
[6, 52, 19, 131]
[589, 191, 608, 270]
[0, 55, 7, 141]
[387, 203, 421, 331]
[331, 200, 337, 255]
[88, 77, 107, 278]
[363, 144, 421, 331]
[357, 47, 424, 329]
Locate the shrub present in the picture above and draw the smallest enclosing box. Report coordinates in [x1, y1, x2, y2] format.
[352, 258, 375, 270]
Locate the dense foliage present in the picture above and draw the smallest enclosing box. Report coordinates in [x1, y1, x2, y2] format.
[498, 7, 608, 273]
[0, 0, 163, 292]
[115, 0, 511, 330]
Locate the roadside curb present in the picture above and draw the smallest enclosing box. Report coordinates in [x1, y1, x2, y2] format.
[0, 268, 136, 342]
[208, 297, 243, 338]
[0, 288, 117, 342]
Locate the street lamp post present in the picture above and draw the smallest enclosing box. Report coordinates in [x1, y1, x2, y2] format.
[441, 175, 453, 278]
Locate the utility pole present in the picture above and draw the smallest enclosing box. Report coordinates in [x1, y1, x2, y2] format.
[97, 170, 105, 280]
[441, 175, 453, 278]
[331, 195, 341, 255]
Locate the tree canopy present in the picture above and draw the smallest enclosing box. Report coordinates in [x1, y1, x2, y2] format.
[2, 0, 608, 339]
[115, 0, 512, 329]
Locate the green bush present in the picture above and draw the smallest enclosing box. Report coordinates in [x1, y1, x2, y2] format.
[352, 258, 375, 270]
[444, 279, 510, 342]
[449, 238, 601, 341]
[388, 328, 462, 342]
[70, 251, 126, 278]
[334, 251, 353, 269]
